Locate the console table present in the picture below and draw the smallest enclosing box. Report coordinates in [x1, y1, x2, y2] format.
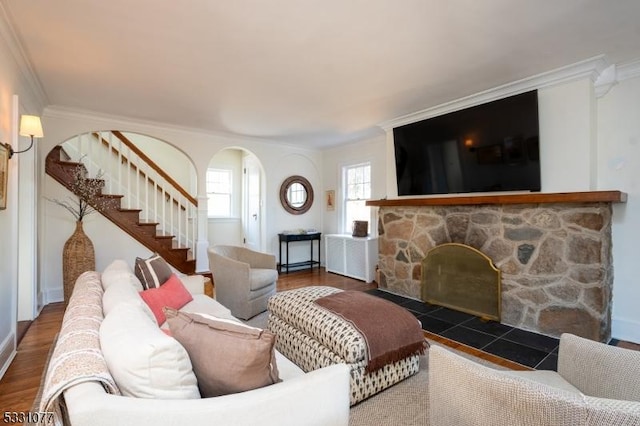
[278, 232, 321, 273]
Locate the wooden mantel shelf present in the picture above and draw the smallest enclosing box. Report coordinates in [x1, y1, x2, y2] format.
[366, 190, 627, 207]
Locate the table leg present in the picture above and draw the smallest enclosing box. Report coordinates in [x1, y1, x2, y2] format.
[286, 241, 290, 273]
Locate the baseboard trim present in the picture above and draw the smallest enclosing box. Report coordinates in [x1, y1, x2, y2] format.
[0, 332, 17, 380]
[612, 317, 640, 344]
[45, 288, 64, 305]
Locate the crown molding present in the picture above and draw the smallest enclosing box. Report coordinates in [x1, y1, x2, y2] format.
[593, 58, 640, 98]
[617, 59, 640, 82]
[0, 3, 48, 112]
[594, 64, 618, 98]
[379, 55, 609, 131]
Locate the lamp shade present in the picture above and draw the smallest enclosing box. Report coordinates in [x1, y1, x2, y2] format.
[19, 115, 44, 138]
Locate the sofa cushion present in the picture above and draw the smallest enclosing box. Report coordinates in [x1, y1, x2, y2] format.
[179, 295, 236, 320]
[165, 309, 280, 397]
[100, 302, 200, 399]
[103, 279, 154, 321]
[135, 253, 173, 289]
[139, 274, 193, 325]
[102, 259, 144, 291]
[250, 268, 278, 291]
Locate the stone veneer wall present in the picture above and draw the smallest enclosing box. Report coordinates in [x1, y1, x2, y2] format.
[376, 203, 613, 342]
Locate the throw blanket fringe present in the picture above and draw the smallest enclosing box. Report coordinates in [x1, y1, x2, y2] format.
[39, 271, 120, 426]
[314, 291, 428, 373]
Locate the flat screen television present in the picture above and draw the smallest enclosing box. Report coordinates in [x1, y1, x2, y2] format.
[394, 90, 541, 196]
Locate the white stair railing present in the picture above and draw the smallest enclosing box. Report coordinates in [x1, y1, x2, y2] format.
[60, 131, 197, 253]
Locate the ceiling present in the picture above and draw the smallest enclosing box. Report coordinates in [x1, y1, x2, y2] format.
[3, 0, 640, 149]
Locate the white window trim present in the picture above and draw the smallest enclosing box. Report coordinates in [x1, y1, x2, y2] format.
[341, 161, 373, 234]
[206, 168, 233, 218]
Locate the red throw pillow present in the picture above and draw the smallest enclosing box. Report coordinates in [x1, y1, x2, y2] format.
[139, 274, 193, 325]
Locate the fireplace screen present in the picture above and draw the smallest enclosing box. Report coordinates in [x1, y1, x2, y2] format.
[421, 243, 501, 321]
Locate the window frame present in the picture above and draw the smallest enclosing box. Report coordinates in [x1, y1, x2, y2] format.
[342, 162, 372, 234]
[206, 168, 233, 218]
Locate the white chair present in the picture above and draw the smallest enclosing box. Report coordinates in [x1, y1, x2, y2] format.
[429, 333, 640, 425]
[208, 245, 278, 320]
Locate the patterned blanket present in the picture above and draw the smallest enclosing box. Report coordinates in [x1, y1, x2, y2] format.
[39, 271, 120, 426]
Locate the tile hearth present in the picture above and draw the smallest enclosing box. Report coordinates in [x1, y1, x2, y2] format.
[366, 289, 560, 370]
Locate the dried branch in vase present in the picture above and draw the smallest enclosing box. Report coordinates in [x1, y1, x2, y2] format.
[47, 160, 107, 222]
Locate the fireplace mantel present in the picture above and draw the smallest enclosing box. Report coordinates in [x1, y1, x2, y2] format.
[366, 190, 627, 207]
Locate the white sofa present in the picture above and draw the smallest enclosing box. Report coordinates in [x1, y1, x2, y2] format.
[57, 260, 350, 426]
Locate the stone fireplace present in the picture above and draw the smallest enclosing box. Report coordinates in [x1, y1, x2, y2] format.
[367, 191, 626, 342]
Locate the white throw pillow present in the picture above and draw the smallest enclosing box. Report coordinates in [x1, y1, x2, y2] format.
[100, 302, 200, 399]
[102, 259, 144, 291]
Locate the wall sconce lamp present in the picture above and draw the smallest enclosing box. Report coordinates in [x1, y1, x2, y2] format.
[2, 115, 44, 159]
[464, 138, 477, 153]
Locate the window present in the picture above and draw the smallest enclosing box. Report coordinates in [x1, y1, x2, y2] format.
[343, 162, 371, 233]
[206, 169, 232, 217]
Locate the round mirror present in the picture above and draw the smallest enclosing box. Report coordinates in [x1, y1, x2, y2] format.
[280, 175, 313, 215]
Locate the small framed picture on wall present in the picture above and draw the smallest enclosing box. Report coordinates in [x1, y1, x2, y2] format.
[0, 143, 9, 210]
[326, 190, 335, 211]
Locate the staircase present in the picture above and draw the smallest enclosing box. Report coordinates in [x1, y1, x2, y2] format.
[45, 134, 197, 274]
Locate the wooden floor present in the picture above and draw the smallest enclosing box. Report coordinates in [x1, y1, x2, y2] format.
[0, 302, 65, 415]
[1, 267, 639, 415]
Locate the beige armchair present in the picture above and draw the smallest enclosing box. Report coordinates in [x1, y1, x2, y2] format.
[208, 245, 278, 320]
[429, 333, 640, 425]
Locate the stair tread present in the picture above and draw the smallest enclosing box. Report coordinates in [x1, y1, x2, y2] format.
[137, 221, 159, 226]
[154, 234, 175, 239]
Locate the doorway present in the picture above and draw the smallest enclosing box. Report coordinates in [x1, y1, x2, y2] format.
[207, 148, 264, 251]
[242, 154, 262, 251]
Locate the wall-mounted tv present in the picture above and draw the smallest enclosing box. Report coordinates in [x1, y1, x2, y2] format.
[394, 90, 541, 196]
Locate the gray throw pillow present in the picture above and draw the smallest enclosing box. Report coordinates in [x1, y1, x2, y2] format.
[135, 253, 172, 289]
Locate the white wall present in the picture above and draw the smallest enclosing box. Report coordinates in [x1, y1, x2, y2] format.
[0, 8, 45, 378]
[123, 132, 195, 192]
[597, 71, 640, 343]
[268, 152, 322, 265]
[538, 78, 597, 191]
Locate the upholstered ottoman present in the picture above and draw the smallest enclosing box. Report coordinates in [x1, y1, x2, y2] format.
[267, 286, 423, 405]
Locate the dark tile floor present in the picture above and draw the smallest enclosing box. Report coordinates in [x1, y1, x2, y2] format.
[366, 288, 560, 370]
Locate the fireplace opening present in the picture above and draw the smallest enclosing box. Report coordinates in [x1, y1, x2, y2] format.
[421, 243, 501, 321]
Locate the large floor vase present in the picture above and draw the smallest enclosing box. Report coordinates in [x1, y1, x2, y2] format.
[63, 221, 95, 304]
